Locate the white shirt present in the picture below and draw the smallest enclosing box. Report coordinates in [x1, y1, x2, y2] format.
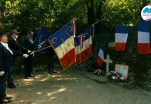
[1, 42, 13, 55]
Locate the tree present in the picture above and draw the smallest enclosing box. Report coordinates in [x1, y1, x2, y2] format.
[86, 0, 95, 26]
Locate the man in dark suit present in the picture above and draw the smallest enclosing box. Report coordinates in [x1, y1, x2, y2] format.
[0, 31, 13, 103]
[7, 30, 30, 88]
[22, 31, 35, 78]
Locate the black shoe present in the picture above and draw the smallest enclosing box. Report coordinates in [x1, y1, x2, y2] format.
[48, 71, 53, 74]
[28, 74, 34, 77]
[24, 76, 28, 79]
[5, 96, 12, 100]
[7, 84, 16, 88]
[52, 71, 58, 73]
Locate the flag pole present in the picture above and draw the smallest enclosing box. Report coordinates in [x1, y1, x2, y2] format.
[91, 22, 96, 68]
[33, 38, 50, 51]
[92, 20, 99, 27]
[90, 17, 102, 67]
[33, 45, 51, 53]
[36, 41, 45, 48]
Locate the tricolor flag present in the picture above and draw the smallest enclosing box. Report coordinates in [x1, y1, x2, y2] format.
[80, 26, 93, 62]
[48, 21, 76, 69]
[74, 36, 81, 64]
[137, 21, 151, 54]
[115, 26, 129, 51]
[97, 48, 104, 67]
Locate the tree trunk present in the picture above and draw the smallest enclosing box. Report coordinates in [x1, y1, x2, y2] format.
[86, 0, 95, 26]
[95, 0, 106, 32]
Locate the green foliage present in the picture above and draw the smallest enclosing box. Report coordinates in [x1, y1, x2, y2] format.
[1, 0, 87, 33]
[101, 0, 144, 31]
[0, 0, 149, 33]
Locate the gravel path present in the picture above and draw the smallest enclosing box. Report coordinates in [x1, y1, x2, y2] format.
[7, 68, 151, 104]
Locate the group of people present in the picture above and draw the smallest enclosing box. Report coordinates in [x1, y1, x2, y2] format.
[0, 30, 56, 103]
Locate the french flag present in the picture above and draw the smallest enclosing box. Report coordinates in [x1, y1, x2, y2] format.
[137, 21, 151, 54]
[115, 26, 129, 51]
[48, 21, 76, 69]
[80, 27, 93, 62]
[74, 36, 81, 64]
[97, 48, 104, 67]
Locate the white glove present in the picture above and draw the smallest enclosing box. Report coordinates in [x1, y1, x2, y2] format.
[0, 71, 5, 76]
[23, 54, 29, 58]
[28, 50, 31, 53]
[37, 45, 42, 49]
[30, 51, 35, 56]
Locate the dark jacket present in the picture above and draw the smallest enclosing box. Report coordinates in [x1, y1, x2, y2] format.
[0, 43, 13, 73]
[8, 37, 28, 57]
[22, 36, 34, 50]
[45, 41, 55, 58]
[46, 47, 55, 57]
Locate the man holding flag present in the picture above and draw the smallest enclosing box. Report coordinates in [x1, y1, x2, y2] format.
[22, 31, 35, 78]
[48, 20, 76, 69]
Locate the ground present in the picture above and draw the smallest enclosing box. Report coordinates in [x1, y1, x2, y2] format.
[7, 66, 151, 104]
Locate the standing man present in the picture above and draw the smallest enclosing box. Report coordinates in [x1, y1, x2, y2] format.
[22, 31, 35, 78]
[45, 41, 57, 74]
[0, 31, 13, 103]
[7, 30, 30, 88]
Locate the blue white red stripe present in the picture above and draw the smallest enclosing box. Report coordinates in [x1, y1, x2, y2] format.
[80, 32, 93, 62]
[137, 21, 151, 54]
[48, 21, 76, 69]
[97, 48, 104, 66]
[115, 26, 129, 51]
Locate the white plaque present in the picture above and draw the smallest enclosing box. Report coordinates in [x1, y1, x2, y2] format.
[115, 64, 129, 79]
